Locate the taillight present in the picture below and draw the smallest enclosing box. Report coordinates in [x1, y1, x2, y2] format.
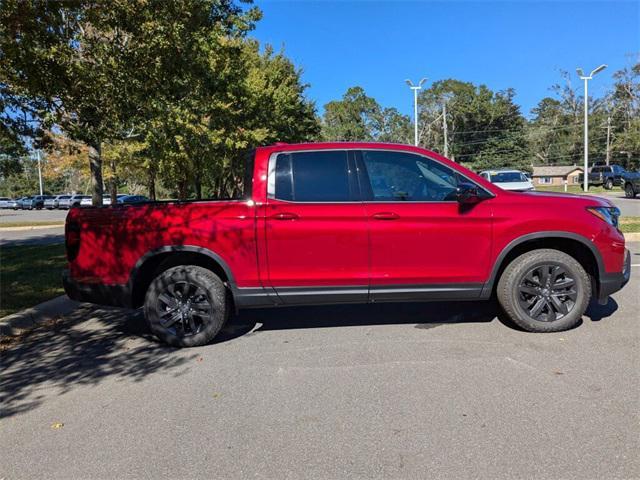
[65, 220, 81, 261]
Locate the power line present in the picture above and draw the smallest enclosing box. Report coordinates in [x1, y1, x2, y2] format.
[446, 123, 584, 136]
[451, 135, 608, 157]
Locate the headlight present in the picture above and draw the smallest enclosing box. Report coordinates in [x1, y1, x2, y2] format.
[587, 206, 621, 228]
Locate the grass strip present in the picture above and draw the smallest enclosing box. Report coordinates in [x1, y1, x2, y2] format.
[0, 244, 67, 317]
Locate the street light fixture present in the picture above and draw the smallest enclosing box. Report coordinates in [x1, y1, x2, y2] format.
[406, 78, 427, 146]
[577, 64, 607, 192]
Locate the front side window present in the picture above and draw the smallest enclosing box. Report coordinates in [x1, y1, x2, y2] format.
[360, 150, 463, 202]
[273, 151, 351, 202]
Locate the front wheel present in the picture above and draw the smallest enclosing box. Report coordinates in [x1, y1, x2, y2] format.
[625, 183, 636, 198]
[144, 265, 228, 347]
[604, 178, 613, 190]
[497, 249, 591, 332]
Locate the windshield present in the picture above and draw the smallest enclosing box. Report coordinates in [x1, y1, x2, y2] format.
[490, 172, 528, 183]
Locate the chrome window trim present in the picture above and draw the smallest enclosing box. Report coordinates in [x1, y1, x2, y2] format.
[266, 148, 494, 204]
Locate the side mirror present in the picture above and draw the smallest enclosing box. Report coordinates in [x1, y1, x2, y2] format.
[456, 183, 482, 205]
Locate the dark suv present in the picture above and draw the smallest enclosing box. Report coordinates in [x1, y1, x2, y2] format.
[587, 164, 627, 189]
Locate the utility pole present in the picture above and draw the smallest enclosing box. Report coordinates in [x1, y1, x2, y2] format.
[36, 149, 43, 195]
[405, 78, 427, 146]
[605, 115, 611, 166]
[442, 93, 452, 158]
[577, 64, 607, 192]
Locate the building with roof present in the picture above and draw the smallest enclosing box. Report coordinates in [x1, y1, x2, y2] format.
[531, 165, 584, 186]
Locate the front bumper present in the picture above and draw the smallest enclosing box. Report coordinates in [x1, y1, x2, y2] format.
[63, 270, 132, 308]
[598, 249, 631, 303]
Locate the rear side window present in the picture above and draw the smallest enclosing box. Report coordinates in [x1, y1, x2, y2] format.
[273, 151, 351, 202]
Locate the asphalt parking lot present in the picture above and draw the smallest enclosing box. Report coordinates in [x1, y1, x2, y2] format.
[0, 208, 68, 224]
[1, 244, 638, 479]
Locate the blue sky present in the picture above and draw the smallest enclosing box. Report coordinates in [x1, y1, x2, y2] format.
[251, 0, 639, 118]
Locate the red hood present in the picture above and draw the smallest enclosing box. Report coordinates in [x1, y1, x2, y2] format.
[509, 190, 615, 208]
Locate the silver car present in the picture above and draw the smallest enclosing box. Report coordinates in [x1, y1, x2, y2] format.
[0, 197, 11, 209]
[59, 194, 90, 209]
[44, 195, 66, 209]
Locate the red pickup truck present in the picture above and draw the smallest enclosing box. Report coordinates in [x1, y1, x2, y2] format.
[64, 142, 631, 347]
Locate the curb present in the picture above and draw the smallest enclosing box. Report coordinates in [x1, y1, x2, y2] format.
[0, 224, 64, 232]
[624, 233, 640, 242]
[0, 296, 79, 337]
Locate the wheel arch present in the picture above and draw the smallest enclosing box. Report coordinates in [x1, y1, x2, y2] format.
[129, 245, 237, 308]
[481, 231, 604, 298]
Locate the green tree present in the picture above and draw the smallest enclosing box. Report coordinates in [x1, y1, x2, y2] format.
[321, 86, 411, 143]
[146, 39, 319, 200]
[610, 62, 640, 168]
[418, 79, 529, 170]
[0, 0, 260, 204]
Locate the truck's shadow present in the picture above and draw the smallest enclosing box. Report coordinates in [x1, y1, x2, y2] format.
[212, 297, 619, 343]
[1, 297, 618, 420]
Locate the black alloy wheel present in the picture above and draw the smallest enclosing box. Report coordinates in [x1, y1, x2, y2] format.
[517, 264, 577, 322]
[156, 281, 213, 337]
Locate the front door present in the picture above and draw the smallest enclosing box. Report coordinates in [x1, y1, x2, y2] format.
[265, 149, 369, 304]
[356, 149, 494, 301]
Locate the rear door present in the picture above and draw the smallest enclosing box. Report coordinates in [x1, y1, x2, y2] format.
[356, 149, 493, 300]
[264, 150, 369, 304]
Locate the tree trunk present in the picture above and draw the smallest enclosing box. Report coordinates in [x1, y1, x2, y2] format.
[194, 176, 202, 199]
[88, 142, 103, 207]
[147, 166, 156, 201]
[178, 178, 188, 200]
[109, 156, 117, 205]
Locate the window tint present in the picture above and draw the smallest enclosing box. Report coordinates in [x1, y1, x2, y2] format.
[274, 151, 351, 202]
[360, 150, 463, 202]
[490, 172, 527, 183]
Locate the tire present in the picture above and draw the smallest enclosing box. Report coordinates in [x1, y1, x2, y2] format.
[604, 178, 613, 190]
[144, 265, 228, 347]
[497, 249, 591, 332]
[624, 183, 636, 198]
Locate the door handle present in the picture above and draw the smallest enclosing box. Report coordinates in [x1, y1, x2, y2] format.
[270, 212, 299, 220]
[372, 212, 399, 220]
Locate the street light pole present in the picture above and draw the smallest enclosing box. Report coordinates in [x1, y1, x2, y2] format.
[405, 78, 427, 146]
[36, 149, 43, 195]
[577, 64, 607, 192]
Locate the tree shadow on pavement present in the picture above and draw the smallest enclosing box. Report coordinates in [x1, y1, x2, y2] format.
[0, 304, 197, 419]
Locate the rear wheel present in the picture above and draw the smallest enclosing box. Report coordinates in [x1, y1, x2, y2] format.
[625, 183, 636, 198]
[144, 265, 228, 347]
[604, 178, 613, 190]
[497, 249, 591, 332]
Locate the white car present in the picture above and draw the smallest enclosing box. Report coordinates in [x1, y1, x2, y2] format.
[103, 194, 127, 205]
[480, 169, 534, 192]
[80, 194, 127, 207]
[0, 197, 11, 208]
